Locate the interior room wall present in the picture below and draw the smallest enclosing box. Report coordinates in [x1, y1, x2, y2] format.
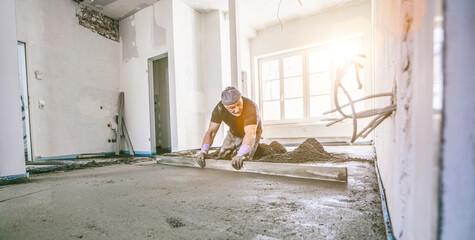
[120, 0, 214, 152]
[0, 0, 27, 178]
[250, 0, 372, 142]
[202, 10, 228, 147]
[372, 0, 438, 239]
[440, 0, 475, 238]
[119, 0, 177, 153]
[240, 35, 252, 97]
[15, 0, 120, 160]
[201, 10, 253, 148]
[171, 0, 207, 150]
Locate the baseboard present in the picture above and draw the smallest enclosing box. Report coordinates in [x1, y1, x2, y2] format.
[374, 159, 396, 240]
[0, 173, 30, 185]
[35, 150, 156, 161]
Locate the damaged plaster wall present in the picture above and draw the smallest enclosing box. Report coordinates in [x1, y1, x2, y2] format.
[120, 0, 244, 151]
[250, 0, 372, 141]
[15, 0, 120, 159]
[372, 0, 438, 239]
[0, 0, 27, 177]
[119, 0, 177, 153]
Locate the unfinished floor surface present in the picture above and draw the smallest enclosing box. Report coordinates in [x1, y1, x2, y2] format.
[0, 146, 385, 239]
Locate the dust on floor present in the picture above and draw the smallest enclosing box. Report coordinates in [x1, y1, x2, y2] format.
[0, 143, 386, 239]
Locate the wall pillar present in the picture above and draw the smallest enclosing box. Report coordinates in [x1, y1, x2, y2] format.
[440, 0, 475, 238]
[0, 0, 27, 179]
[228, 0, 241, 89]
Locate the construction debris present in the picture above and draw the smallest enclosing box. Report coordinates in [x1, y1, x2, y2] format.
[166, 138, 372, 164]
[157, 138, 379, 182]
[255, 138, 332, 163]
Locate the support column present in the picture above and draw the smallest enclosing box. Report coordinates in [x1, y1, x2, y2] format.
[228, 0, 241, 89]
[440, 0, 475, 238]
[0, 0, 27, 180]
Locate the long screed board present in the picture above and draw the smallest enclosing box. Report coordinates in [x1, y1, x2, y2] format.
[157, 156, 347, 182]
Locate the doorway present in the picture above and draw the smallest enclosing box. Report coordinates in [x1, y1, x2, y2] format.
[17, 42, 32, 162]
[149, 55, 171, 154]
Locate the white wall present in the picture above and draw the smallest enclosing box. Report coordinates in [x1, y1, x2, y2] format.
[15, 0, 120, 159]
[202, 10, 229, 146]
[251, 1, 371, 58]
[440, 0, 475, 238]
[120, 0, 214, 152]
[372, 0, 438, 239]
[0, 0, 27, 178]
[240, 35, 251, 97]
[119, 0, 177, 153]
[171, 0, 207, 150]
[250, 0, 372, 141]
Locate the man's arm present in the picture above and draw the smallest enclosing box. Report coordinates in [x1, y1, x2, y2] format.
[241, 124, 257, 150]
[202, 121, 221, 147]
[232, 124, 257, 170]
[196, 121, 220, 168]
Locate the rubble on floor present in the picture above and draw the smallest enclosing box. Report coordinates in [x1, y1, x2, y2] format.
[25, 157, 155, 174]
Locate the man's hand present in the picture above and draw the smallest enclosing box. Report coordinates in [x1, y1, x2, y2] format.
[196, 152, 207, 168]
[231, 155, 246, 170]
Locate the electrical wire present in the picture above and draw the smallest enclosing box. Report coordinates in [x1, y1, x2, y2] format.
[277, 0, 303, 32]
[324, 54, 396, 143]
[277, 0, 284, 31]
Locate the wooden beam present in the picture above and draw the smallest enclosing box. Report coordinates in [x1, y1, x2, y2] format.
[115, 92, 124, 155]
[121, 116, 134, 156]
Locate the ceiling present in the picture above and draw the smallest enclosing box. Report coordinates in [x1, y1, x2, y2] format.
[80, 0, 159, 20]
[80, 0, 361, 33]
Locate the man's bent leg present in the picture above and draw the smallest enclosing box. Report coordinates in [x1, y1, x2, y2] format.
[218, 131, 236, 159]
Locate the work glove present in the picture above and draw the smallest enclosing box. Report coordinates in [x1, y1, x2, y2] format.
[196, 152, 207, 168]
[231, 155, 246, 170]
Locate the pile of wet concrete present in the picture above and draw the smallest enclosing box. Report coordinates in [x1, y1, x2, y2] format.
[252, 138, 333, 163]
[164, 138, 371, 163]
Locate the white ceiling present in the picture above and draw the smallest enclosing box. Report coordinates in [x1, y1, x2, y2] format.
[80, 0, 158, 20]
[181, 0, 360, 31]
[80, 0, 360, 33]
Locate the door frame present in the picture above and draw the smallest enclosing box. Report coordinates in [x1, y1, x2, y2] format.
[17, 41, 33, 162]
[147, 53, 168, 153]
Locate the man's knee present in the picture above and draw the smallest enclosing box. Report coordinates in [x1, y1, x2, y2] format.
[218, 132, 237, 158]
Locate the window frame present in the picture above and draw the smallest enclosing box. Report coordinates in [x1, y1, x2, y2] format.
[258, 36, 364, 125]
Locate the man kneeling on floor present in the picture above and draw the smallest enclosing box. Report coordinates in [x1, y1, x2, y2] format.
[196, 86, 262, 170]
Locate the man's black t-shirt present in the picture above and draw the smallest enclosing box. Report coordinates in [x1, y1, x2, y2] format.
[210, 97, 262, 138]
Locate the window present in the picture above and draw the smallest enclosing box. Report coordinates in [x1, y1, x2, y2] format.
[259, 38, 363, 122]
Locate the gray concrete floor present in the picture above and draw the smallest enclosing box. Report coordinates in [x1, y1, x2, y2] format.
[0, 146, 385, 239]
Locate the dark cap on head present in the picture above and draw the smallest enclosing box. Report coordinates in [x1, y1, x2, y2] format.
[221, 86, 242, 105]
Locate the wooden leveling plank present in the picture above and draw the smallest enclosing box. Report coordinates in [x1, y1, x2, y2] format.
[115, 92, 124, 155]
[115, 92, 134, 156]
[157, 156, 347, 182]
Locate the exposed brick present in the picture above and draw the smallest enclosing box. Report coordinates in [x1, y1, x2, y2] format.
[76, 6, 119, 42]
